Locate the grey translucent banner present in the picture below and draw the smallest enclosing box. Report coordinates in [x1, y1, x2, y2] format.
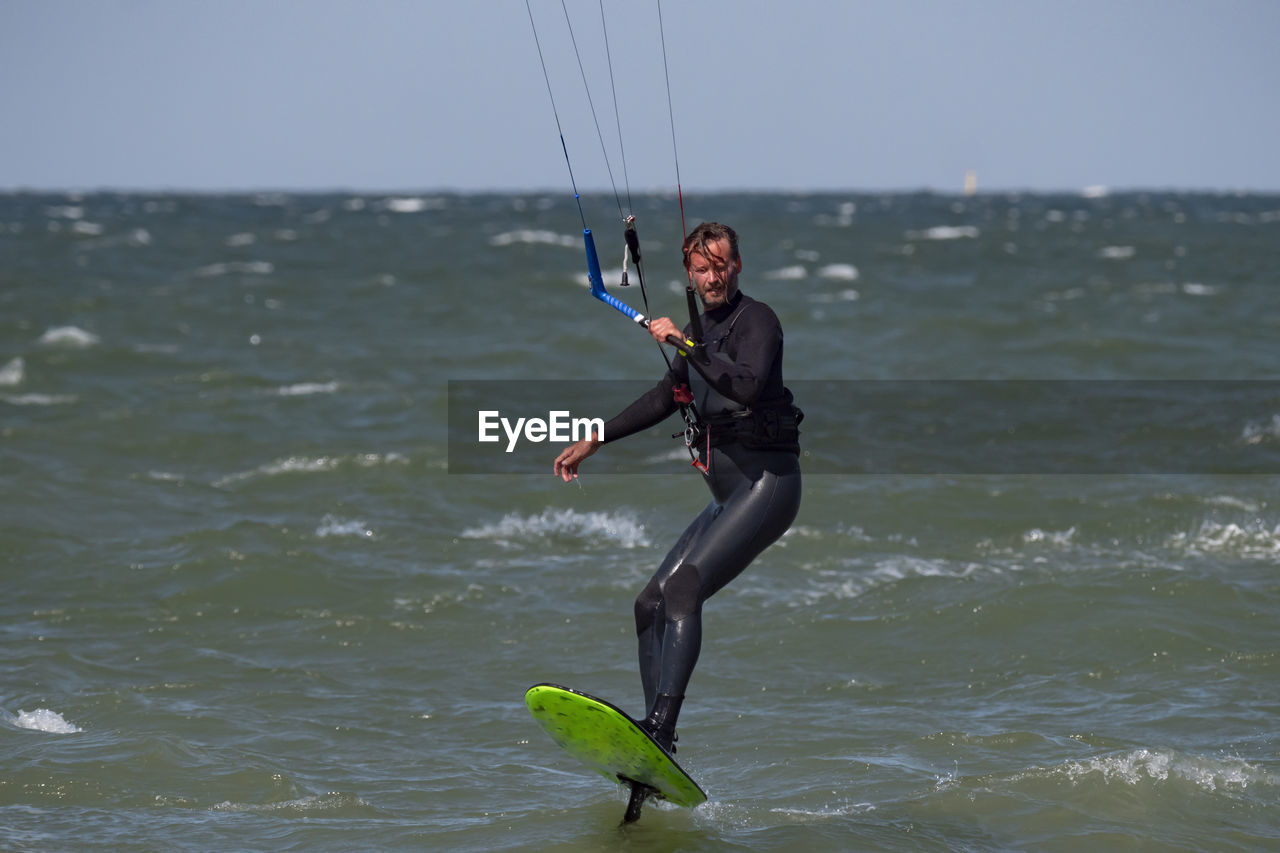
[447, 380, 1280, 475]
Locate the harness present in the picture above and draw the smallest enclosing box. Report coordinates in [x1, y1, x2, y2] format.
[670, 300, 803, 467]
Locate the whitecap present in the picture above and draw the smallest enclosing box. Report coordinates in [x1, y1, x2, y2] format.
[226, 232, 257, 247]
[1044, 748, 1276, 792]
[43, 205, 84, 220]
[1022, 526, 1076, 546]
[380, 197, 445, 214]
[213, 452, 406, 488]
[791, 556, 986, 607]
[275, 381, 340, 397]
[192, 261, 274, 278]
[0, 356, 23, 386]
[817, 264, 859, 281]
[316, 514, 374, 539]
[214, 455, 341, 487]
[1202, 495, 1262, 512]
[1240, 414, 1280, 446]
[1, 393, 77, 406]
[10, 708, 82, 733]
[764, 265, 808, 280]
[71, 221, 104, 236]
[489, 229, 576, 248]
[1181, 282, 1219, 296]
[1167, 520, 1280, 558]
[461, 507, 650, 549]
[906, 226, 980, 240]
[1081, 185, 1109, 198]
[1098, 246, 1135, 260]
[37, 326, 100, 347]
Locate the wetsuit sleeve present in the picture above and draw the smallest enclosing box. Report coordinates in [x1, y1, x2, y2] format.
[601, 368, 683, 444]
[686, 302, 781, 405]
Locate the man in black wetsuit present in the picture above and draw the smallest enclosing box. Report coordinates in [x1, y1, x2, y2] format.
[553, 221, 802, 754]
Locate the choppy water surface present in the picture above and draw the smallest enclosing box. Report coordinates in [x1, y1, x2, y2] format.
[2, 191, 1278, 851]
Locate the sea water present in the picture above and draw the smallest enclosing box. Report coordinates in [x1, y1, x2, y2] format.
[2, 190, 1278, 850]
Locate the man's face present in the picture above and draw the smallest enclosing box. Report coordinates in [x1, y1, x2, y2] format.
[688, 237, 740, 310]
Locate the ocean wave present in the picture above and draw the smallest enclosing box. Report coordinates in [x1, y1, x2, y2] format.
[43, 204, 84, 220]
[1181, 282, 1220, 296]
[37, 326, 100, 347]
[461, 507, 650, 549]
[316, 514, 374, 539]
[1098, 246, 1135, 260]
[71, 220, 104, 236]
[1167, 520, 1280, 558]
[4, 708, 82, 733]
[1, 393, 77, 406]
[211, 792, 376, 816]
[1021, 527, 1076, 546]
[378, 196, 446, 214]
[764, 265, 808, 280]
[817, 263, 860, 281]
[489, 229, 576, 248]
[769, 800, 877, 820]
[1200, 494, 1262, 512]
[275, 381, 340, 397]
[213, 452, 408, 488]
[792, 556, 986, 606]
[0, 356, 24, 386]
[1018, 748, 1276, 793]
[906, 226, 980, 240]
[192, 261, 275, 278]
[1240, 414, 1280, 445]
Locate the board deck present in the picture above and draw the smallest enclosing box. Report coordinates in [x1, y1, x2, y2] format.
[524, 683, 706, 810]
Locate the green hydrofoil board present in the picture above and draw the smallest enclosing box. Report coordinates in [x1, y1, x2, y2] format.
[525, 683, 706, 812]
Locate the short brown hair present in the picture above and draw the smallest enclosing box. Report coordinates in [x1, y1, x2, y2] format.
[682, 222, 740, 270]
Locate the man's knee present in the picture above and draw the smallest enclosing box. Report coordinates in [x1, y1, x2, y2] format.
[634, 579, 662, 634]
[664, 562, 702, 622]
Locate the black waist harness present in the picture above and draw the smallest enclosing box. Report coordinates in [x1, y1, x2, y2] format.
[704, 404, 803, 453]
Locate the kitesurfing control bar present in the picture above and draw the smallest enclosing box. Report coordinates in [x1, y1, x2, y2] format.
[584, 229, 696, 357]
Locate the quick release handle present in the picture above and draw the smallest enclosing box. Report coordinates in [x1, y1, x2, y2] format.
[624, 219, 641, 264]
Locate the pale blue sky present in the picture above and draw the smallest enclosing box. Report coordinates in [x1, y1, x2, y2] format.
[3, 0, 1278, 192]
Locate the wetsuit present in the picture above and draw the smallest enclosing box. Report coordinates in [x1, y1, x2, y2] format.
[601, 291, 803, 732]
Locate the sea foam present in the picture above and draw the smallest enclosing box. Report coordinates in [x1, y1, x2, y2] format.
[8, 708, 82, 733]
[1168, 520, 1280, 558]
[489, 229, 576, 248]
[1028, 748, 1276, 793]
[275, 381, 340, 397]
[817, 264, 860, 281]
[0, 357, 24, 386]
[316, 514, 374, 539]
[461, 507, 650, 549]
[37, 326, 100, 347]
[907, 226, 980, 240]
